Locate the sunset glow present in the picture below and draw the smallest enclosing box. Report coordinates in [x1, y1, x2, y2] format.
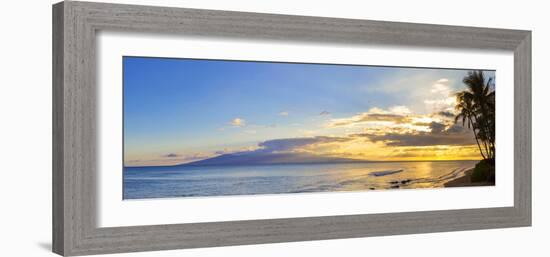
[123, 57, 493, 167]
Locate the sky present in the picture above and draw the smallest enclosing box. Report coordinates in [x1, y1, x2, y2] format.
[123, 56, 495, 167]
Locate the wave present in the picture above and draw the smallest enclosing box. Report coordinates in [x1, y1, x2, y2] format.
[369, 169, 404, 177]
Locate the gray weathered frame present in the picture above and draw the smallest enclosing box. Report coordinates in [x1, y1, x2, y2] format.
[52, 1, 531, 256]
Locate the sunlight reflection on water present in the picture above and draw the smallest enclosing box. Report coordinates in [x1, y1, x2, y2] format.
[123, 160, 478, 199]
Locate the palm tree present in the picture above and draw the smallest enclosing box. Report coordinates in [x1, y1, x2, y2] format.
[455, 70, 496, 162]
[455, 93, 487, 160]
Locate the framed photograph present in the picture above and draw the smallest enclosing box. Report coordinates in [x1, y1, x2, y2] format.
[52, 1, 531, 256]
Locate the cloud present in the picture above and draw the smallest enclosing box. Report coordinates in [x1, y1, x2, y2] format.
[431, 79, 451, 94]
[424, 79, 457, 112]
[127, 152, 215, 166]
[429, 121, 446, 134]
[355, 123, 474, 146]
[162, 153, 212, 161]
[437, 111, 455, 118]
[180, 153, 213, 162]
[445, 124, 466, 133]
[329, 114, 407, 127]
[230, 118, 246, 127]
[214, 145, 261, 156]
[279, 111, 289, 116]
[431, 82, 451, 94]
[424, 97, 456, 112]
[328, 106, 412, 128]
[319, 111, 330, 115]
[361, 132, 473, 146]
[388, 106, 412, 115]
[387, 145, 479, 158]
[258, 136, 353, 153]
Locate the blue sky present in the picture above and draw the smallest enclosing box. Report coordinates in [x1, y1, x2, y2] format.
[123, 56, 495, 166]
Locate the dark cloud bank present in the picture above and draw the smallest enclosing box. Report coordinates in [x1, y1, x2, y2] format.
[354, 122, 475, 146]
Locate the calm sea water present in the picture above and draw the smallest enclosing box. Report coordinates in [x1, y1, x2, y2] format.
[123, 160, 478, 199]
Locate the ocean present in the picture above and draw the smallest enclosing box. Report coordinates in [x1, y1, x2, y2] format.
[123, 160, 479, 199]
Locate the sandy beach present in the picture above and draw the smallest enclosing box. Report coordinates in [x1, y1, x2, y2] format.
[444, 168, 495, 187]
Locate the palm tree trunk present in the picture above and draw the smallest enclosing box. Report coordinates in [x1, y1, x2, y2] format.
[479, 108, 495, 160]
[482, 140, 490, 160]
[484, 121, 493, 159]
[469, 117, 487, 160]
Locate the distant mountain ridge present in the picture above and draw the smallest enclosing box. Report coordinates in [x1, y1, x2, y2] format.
[178, 152, 366, 167]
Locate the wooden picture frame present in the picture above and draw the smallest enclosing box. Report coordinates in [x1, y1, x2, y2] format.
[52, 1, 531, 256]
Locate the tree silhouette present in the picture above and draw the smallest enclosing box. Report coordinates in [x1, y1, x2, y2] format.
[455, 70, 495, 162]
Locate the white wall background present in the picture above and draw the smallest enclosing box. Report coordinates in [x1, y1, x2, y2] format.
[0, 0, 547, 256]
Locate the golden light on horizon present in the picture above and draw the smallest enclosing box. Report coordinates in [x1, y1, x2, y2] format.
[125, 107, 482, 166]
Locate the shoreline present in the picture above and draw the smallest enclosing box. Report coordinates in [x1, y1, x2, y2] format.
[444, 168, 495, 187]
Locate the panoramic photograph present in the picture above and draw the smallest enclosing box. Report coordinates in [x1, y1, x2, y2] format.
[123, 57, 496, 200]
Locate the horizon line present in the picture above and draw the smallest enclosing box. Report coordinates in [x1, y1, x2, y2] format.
[124, 158, 482, 169]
